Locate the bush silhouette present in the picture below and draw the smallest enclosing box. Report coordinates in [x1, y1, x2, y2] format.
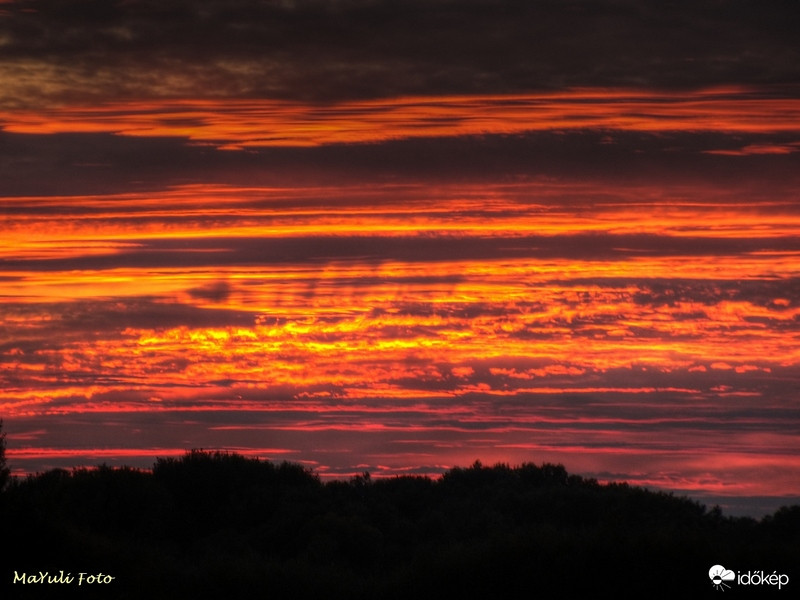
[0, 419, 9, 492]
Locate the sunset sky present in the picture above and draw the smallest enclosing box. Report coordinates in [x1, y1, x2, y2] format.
[1, 0, 799, 516]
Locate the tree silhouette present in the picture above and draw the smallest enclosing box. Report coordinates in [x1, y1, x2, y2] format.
[2, 450, 798, 599]
[0, 418, 9, 492]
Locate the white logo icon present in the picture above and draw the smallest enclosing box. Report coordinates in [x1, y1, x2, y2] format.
[709, 565, 736, 591]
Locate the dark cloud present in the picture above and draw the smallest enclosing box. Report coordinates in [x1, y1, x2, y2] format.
[3, 127, 799, 196]
[632, 278, 800, 309]
[57, 297, 256, 330]
[1, 0, 799, 108]
[3, 232, 799, 273]
[0, 131, 230, 196]
[0, 298, 257, 345]
[187, 280, 233, 303]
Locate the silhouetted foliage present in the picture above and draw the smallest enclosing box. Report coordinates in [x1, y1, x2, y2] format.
[0, 419, 9, 492]
[2, 450, 798, 599]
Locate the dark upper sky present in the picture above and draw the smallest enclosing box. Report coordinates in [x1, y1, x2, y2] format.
[3, 0, 799, 196]
[1, 0, 799, 109]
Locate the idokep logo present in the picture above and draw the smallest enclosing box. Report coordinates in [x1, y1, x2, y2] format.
[709, 565, 735, 591]
[709, 564, 790, 592]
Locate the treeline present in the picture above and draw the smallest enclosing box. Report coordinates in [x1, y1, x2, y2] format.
[2, 450, 798, 599]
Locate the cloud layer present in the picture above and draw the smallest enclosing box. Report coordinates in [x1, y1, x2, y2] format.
[1, 0, 799, 516]
[3, 180, 799, 514]
[1, 0, 799, 108]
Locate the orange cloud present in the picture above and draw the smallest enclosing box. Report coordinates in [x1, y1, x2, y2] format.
[2, 88, 799, 148]
[704, 143, 800, 156]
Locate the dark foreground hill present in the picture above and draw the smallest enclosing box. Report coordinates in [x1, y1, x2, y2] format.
[2, 450, 798, 599]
